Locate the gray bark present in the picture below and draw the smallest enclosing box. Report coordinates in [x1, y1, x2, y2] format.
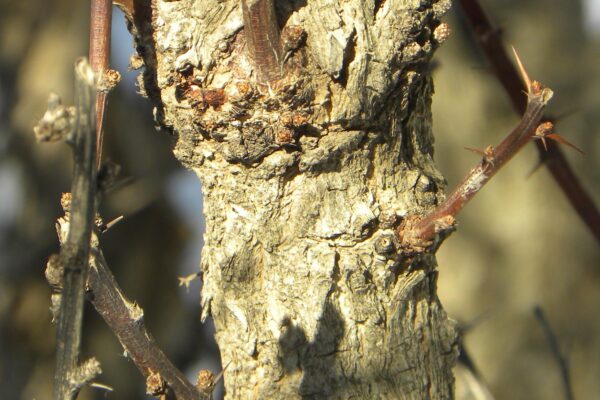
[131, 0, 458, 398]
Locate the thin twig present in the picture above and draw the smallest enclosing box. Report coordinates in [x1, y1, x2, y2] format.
[457, 343, 495, 400]
[53, 58, 99, 400]
[457, 0, 600, 245]
[533, 306, 574, 400]
[240, 0, 283, 84]
[399, 62, 553, 250]
[88, 249, 204, 400]
[90, 0, 112, 169]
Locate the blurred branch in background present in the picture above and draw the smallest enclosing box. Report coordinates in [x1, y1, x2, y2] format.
[533, 306, 574, 400]
[42, 58, 100, 400]
[458, 0, 600, 245]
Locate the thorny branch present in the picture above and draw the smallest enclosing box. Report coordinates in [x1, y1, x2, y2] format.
[88, 250, 205, 399]
[533, 306, 574, 400]
[39, 92, 206, 400]
[42, 126, 205, 400]
[53, 58, 100, 400]
[399, 56, 553, 251]
[458, 0, 600, 245]
[37, 99, 204, 400]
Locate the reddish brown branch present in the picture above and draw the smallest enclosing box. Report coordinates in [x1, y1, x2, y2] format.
[90, 0, 112, 168]
[88, 249, 204, 399]
[400, 73, 553, 250]
[240, 0, 283, 84]
[458, 0, 600, 245]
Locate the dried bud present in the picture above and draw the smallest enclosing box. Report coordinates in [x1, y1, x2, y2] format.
[535, 121, 554, 137]
[146, 370, 167, 396]
[530, 80, 543, 96]
[275, 128, 295, 145]
[33, 93, 76, 143]
[291, 113, 308, 127]
[281, 112, 308, 128]
[196, 369, 215, 393]
[98, 69, 121, 92]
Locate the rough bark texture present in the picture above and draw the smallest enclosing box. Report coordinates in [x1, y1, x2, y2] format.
[130, 0, 458, 398]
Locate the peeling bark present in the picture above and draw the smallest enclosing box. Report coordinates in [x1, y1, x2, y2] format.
[127, 0, 458, 398]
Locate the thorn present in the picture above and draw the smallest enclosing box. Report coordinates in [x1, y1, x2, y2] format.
[540, 136, 548, 151]
[465, 145, 495, 168]
[100, 215, 124, 233]
[90, 382, 114, 392]
[213, 361, 231, 386]
[512, 46, 532, 93]
[464, 147, 485, 156]
[546, 134, 585, 155]
[534, 122, 584, 155]
[534, 121, 553, 151]
[178, 272, 201, 289]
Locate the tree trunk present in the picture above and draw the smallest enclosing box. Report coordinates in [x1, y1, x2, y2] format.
[129, 0, 458, 397]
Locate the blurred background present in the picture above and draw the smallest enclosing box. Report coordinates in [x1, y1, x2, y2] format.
[0, 0, 598, 399]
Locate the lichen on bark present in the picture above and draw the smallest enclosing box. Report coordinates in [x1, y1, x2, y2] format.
[128, 0, 458, 398]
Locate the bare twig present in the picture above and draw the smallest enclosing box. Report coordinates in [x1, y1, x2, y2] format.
[88, 249, 203, 400]
[240, 0, 283, 84]
[456, 344, 495, 400]
[399, 59, 553, 250]
[457, 0, 600, 245]
[53, 58, 99, 400]
[533, 306, 574, 400]
[90, 0, 113, 168]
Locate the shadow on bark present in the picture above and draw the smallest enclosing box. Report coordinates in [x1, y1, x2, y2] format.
[278, 301, 345, 398]
[276, 0, 308, 28]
